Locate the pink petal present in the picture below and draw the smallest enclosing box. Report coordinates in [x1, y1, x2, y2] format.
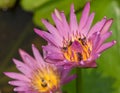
[18, 91, 37, 93]
[19, 49, 37, 69]
[97, 40, 116, 53]
[45, 56, 65, 65]
[89, 54, 100, 61]
[9, 80, 29, 87]
[87, 61, 97, 68]
[60, 12, 70, 36]
[13, 58, 31, 77]
[55, 61, 68, 66]
[44, 58, 56, 64]
[79, 2, 90, 30]
[71, 40, 82, 53]
[62, 74, 76, 85]
[4, 72, 30, 82]
[63, 62, 76, 69]
[34, 28, 62, 47]
[54, 9, 62, 21]
[46, 53, 64, 61]
[52, 10, 69, 39]
[42, 45, 61, 53]
[14, 86, 30, 92]
[52, 12, 65, 36]
[81, 12, 95, 35]
[87, 17, 106, 37]
[60, 69, 70, 80]
[42, 19, 62, 41]
[100, 19, 113, 35]
[79, 61, 97, 68]
[70, 4, 78, 34]
[89, 31, 100, 50]
[42, 19, 58, 35]
[32, 44, 44, 65]
[96, 31, 112, 50]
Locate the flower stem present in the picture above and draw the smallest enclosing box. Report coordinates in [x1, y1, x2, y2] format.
[76, 68, 82, 93]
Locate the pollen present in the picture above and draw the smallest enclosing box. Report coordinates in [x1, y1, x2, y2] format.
[31, 65, 60, 93]
[62, 36, 92, 62]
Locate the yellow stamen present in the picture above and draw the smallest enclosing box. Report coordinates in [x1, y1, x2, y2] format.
[63, 37, 92, 62]
[31, 65, 60, 93]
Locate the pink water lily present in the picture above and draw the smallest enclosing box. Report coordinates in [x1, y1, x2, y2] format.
[34, 2, 116, 69]
[4, 44, 76, 93]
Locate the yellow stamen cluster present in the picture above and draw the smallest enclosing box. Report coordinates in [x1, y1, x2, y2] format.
[63, 37, 92, 62]
[31, 65, 60, 93]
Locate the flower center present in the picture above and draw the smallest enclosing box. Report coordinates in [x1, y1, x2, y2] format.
[62, 37, 92, 62]
[31, 65, 60, 93]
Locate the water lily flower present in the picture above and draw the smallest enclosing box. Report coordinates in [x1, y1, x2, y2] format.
[34, 2, 116, 68]
[4, 44, 76, 93]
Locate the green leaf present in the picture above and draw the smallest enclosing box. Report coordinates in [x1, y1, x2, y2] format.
[0, 0, 16, 9]
[97, 1, 120, 93]
[20, 0, 49, 11]
[82, 69, 114, 93]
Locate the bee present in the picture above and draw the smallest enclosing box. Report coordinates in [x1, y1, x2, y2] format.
[41, 79, 47, 88]
[77, 52, 82, 61]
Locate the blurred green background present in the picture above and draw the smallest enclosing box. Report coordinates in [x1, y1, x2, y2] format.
[0, 0, 120, 93]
